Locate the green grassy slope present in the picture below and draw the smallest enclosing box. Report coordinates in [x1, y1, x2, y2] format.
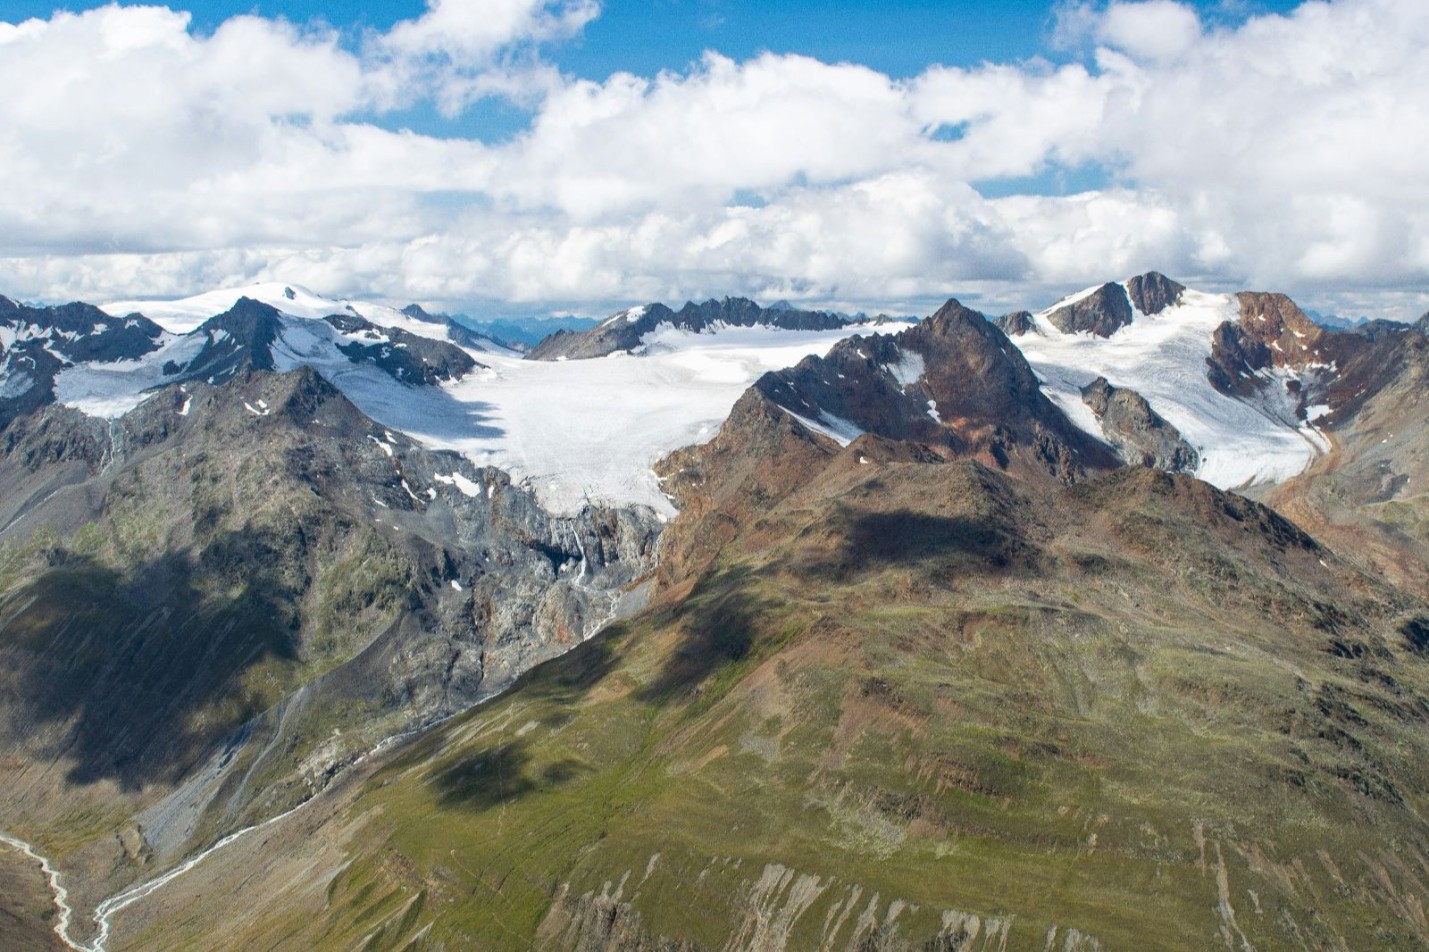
[139, 448, 1429, 951]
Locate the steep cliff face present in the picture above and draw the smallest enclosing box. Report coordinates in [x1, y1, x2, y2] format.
[1125, 271, 1185, 316]
[1045, 282, 1134, 337]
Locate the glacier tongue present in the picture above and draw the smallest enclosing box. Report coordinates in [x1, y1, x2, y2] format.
[1013, 287, 1328, 489]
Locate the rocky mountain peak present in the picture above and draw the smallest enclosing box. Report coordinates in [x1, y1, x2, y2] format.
[183, 296, 286, 379]
[400, 303, 444, 324]
[1125, 271, 1186, 315]
[1205, 292, 1331, 400]
[749, 297, 1116, 484]
[1046, 282, 1134, 337]
[1233, 292, 1328, 368]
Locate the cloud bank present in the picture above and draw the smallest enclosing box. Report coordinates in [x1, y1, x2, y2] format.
[1, 0, 1426, 319]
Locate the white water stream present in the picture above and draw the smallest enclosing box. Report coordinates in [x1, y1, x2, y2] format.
[1, 805, 302, 952]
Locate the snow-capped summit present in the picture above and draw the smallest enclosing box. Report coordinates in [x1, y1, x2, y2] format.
[101, 282, 510, 354]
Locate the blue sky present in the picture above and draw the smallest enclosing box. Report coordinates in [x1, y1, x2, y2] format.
[1, 0, 1304, 143]
[0, 0, 1423, 321]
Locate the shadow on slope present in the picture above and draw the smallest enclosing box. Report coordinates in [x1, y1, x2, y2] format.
[432, 739, 590, 811]
[793, 507, 1037, 583]
[0, 526, 305, 790]
[636, 566, 776, 703]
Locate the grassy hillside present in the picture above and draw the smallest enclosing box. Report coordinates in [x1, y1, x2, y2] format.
[119, 445, 1429, 950]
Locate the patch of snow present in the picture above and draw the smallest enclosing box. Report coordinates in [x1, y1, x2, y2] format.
[450, 579, 463, 591]
[367, 435, 394, 457]
[780, 406, 865, 447]
[886, 349, 925, 388]
[926, 399, 941, 422]
[178, 395, 192, 416]
[447, 473, 481, 497]
[0, 371, 35, 400]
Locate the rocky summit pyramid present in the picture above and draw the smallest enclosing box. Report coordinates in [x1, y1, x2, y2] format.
[2, 275, 1429, 951]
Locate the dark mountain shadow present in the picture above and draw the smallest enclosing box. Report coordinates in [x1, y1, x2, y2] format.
[0, 526, 306, 790]
[637, 566, 775, 703]
[322, 367, 505, 442]
[795, 507, 1037, 582]
[430, 739, 588, 811]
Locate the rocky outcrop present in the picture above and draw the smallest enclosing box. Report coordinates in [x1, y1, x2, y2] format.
[1080, 376, 1198, 473]
[528, 298, 849, 361]
[1126, 271, 1185, 316]
[176, 297, 286, 382]
[994, 310, 1033, 336]
[534, 865, 1017, 952]
[324, 311, 479, 385]
[1206, 291, 1346, 397]
[1046, 283, 1134, 337]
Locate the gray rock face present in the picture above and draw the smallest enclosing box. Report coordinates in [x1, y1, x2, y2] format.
[1080, 376, 1199, 473]
[1126, 272, 1186, 316]
[324, 311, 479, 384]
[1046, 283, 1134, 337]
[752, 298, 1118, 483]
[996, 310, 1034, 336]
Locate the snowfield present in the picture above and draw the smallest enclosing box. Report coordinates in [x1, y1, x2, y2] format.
[361, 324, 883, 516]
[71, 278, 1332, 511]
[92, 284, 892, 515]
[1012, 285, 1329, 489]
[102, 282, 471, 345]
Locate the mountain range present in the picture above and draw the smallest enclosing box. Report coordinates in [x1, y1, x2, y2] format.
[1, 273, 1428, 951]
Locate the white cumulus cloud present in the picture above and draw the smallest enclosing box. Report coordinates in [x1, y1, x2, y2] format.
[0, 0, 1426, 322]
